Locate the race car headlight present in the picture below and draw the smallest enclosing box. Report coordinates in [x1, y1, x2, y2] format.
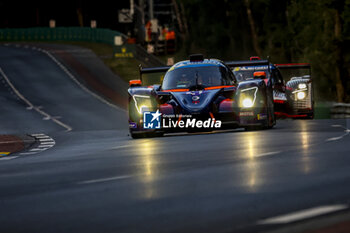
[297, 91, 306, 100]
[242, 98, 254, 108]
[133, 95, 153, 114]
[298, 83, 307, 89]
[240, 87, 258, 108]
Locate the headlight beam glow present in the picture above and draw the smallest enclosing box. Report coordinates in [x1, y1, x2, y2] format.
[298, 83, 307, 89]
[242, 98, 254, 108]
[297, 91, 306, 100]
[132, 95, 151, 114]
[241, 87, 258, 108]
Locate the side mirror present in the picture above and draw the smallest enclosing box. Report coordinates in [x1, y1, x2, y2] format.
[129, 79, 142, 87]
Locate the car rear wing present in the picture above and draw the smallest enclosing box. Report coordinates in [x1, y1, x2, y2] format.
[139, 60, 272, 74]
[275, 63, 311, 69]
[275, 63, 311, 78]
[225, 60, 270, 67]
[138, 60, 272, 83]
[139, 65, 171, 74]
[138, 65, 171, 82]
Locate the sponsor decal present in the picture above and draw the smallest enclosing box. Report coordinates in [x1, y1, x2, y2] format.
[143, 110, 162, 129]
[192, 95, 200, 104]
[143, 110, 222, 129]
[114, 46, 134, 58]
[129, 122, 137, 128]
[239, 111, 254, 116]
[162, 117, 221, 128]
[192, 96, 200, 101]
[257, 113, 267, 120]
[239, 65, 270, 70]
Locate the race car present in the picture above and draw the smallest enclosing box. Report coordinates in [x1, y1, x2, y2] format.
[232, 57, 313, 119]
[128, 54, 275, 138]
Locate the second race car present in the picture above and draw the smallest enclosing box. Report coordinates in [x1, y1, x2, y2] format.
[232, 57, 314, 119]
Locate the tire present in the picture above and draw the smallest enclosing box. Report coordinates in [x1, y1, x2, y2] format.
[300, 112, 314, 119]
[244, 108, 273, 132]
[131, 132, 147, 139]
[245, 126, 259, 131]
[267, 105, 275, 129]
[306, 112, 314, 119]
[266, 94, 275, 129]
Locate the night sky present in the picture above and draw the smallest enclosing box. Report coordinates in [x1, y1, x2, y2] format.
[0, 1, 131, 30]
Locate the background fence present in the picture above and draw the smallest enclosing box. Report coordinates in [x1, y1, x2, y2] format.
[331, 103, 350, 119]
[0, 27, 124, 45]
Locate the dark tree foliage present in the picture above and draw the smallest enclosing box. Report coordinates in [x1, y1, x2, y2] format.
[180, 0, 350, 101]
[181, 0, 254, 59]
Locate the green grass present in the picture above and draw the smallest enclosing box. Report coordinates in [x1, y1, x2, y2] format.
[155, 46, 188, 65]
[58, 41, 114, 57]
[22, 41, 143, 82]
[103, 57, 141, 82]
[59, 41, 142, 82]
[314, 101, 332, 119]
[2, 40, 160, 83]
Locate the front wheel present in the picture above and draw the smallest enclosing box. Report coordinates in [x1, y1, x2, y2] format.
[266, 94, 275, 129]
[244, 126, 260, 131]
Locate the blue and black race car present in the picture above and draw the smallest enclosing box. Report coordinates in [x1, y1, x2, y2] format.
[232, 57, 314, 119]
[128, 54, 275, 138]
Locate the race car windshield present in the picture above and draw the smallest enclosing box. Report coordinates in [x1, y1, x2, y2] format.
[233, 69, 270, 82]
[162, 65, 233, 90]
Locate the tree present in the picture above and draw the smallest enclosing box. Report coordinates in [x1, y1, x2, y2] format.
[287, 0, 349, 101]
[178, 0, 350, 101]
[244, 0, 262, 57]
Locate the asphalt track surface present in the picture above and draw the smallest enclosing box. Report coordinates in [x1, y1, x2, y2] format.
[0, 44, 350, 233]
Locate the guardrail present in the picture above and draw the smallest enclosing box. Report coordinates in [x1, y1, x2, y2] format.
[331, 103, 350, 118]
[0, 27, 124, 45]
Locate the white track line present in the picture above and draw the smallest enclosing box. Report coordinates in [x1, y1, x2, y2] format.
[39, 48, 126, 112]
[31, 133, 46, 136]
[38, 144, 53, 148]
[29, 148, 47, 152]
[77, 175, 133, 185]
[38, 138, 54, 142]
[39, 142, 55, 145]
[18, 134, 56, 156]
[326, 124, 350, 142]
[0, 156, 19, 160]
[326, 136, 343, 142]
[257, 205, 348, 224]
[0, 68, 72, 132]
[35, 135, 50, 139]
[331, 125, 343, 128]
[17, 152, 37, 155]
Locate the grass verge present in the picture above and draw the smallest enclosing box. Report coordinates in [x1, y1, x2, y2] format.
[33, 41, 143, 82]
